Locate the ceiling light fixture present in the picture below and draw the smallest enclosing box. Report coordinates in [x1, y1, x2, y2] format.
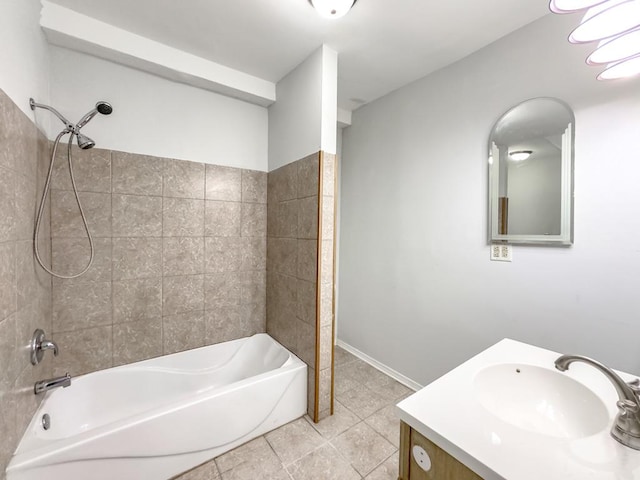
[549, 0, 640, 80]
[509, 150, 533, 161]
[308, 0, 357, 19]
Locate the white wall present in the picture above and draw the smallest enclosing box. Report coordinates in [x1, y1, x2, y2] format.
[338, 12, 640, 386]
[48, 47, 268, 170]
[268, 45, 337, 170]
[0, 0, 51, 123]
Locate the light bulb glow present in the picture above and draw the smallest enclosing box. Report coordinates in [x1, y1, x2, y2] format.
[549, 0, 611, 14]
[569, 0, 640, 44]
[310, 0, 356, 19]
[509, 150, 533, 161]
[597, 54, 640, 79]
[587, 27, 640, 64]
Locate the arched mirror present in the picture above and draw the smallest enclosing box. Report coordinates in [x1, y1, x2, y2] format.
[488, 97, 574, 245]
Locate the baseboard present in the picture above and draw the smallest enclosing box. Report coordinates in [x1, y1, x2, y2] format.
[336, 339, 423, 392]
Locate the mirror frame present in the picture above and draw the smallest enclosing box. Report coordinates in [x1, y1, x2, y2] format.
[488, 97, 575, 246]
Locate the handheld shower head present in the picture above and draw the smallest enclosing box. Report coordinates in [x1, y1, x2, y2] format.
[76, 101, 113, 129]
[76, 133, 96, 150]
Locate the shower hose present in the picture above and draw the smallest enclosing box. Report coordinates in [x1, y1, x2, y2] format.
[34, 130, 94, 279]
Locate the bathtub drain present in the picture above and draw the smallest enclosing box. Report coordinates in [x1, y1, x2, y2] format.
[42, 413, 50, 430]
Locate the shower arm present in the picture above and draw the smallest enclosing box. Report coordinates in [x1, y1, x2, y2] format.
[29, 98, 75, 132]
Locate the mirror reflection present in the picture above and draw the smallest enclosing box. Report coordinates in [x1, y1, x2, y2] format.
[488, 97, 574, 245]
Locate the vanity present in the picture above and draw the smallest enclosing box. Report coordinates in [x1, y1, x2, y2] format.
[396, 339, 640, 479]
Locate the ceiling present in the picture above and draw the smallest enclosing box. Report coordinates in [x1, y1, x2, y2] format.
[47, 0, 551, 111]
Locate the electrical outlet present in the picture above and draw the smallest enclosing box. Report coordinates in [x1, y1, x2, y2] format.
[490, 243, 512, 262]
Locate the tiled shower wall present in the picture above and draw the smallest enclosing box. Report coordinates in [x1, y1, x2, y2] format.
[0, 90, 53, 479]
[48, 147, 267, 376]
[266, 152, 336, 421]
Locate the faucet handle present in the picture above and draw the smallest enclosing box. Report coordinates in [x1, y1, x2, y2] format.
[617, 399, 639, 414]
[30, 329, 59, 365]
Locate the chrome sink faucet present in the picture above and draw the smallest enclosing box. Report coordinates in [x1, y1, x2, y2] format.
[34, 373, 71, 395]
[555, 354, 640, 450]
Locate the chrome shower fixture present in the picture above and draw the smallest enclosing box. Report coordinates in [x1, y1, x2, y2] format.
[31, 97, 113, 279]
[29, 98, 113, 148]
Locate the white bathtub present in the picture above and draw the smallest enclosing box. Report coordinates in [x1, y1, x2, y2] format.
[6, 334, 307, 480]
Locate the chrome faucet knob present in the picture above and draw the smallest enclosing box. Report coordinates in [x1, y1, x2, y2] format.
[30, 329, 59, 365]
[617, 399, 640, 414]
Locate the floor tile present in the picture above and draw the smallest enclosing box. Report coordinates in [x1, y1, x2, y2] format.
[305, 401, 360, 440]
[331, 422, 396, 476]
[364, 451, 399, 480]
[215, 437, 281, 474]
[364, 404, 401, 448]
[265, 417, 326, 465]
[336, 385, 390, 419]
[334, 346, 357, 366]
[173, 458, 220, 479]
[287, 443, 361, 480]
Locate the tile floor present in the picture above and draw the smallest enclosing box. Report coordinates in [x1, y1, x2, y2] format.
[174, 346, 413, 480]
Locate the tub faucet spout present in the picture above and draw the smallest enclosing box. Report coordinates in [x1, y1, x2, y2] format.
[555, 354, 640, 450]
[34, 373, 71, 395]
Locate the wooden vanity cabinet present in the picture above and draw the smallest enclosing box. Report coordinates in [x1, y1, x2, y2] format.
[398, 422, 483, 480]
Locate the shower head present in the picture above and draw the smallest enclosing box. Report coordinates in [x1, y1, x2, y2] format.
[76, 101, 113, 129]
[76, 133, 95, 150]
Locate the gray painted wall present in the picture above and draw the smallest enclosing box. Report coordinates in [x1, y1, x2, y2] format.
[338, 13, 640, 386]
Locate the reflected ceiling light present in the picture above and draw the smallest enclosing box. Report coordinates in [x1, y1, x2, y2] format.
[569, 0, 640, 43]
[587, 27, 640, 64]
[550, 0, 640, 80]
[308, 0, 357, 19]
[597, 54, 640, 79]
[509, 150, 532, 161]
[549, 0, 610, 14]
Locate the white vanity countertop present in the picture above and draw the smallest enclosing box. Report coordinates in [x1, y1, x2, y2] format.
[396, 339, 640, 480]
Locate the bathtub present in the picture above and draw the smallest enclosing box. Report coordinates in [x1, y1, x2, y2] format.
[6, 334, 307, 480]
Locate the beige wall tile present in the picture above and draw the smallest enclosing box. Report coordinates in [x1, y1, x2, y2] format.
[241, 170, 267, 204]
[322, 153, 336, 197]
[298, 196, 319, 240]
[0, 315, 17, 392]
[52, 325, 113, 376]
[241, 237, 266, 272]
[112, 151, 163, 196]
[296, 319, 316, 368]
[321, 196, 334, 240]
[16, 240, 50, 313]
[51, 237, 111, 284]
[163, 198, 204, 237]
[0, 92, 17, 170]
[267, 162, 297, 203]
[112, 237, 162, 280]
[267, 200, 299, 238]
[112, 194, 162, 237]
[51, 146, 111, 193]
[205, 201, 241, 237]
[241, 203, 266, 237]
[163, 158, 205, 199]
[52, 281, 112, 332]
[267, 237, 297, 277]
[204, 237, 242, 273]
[205, 305, 253, 344]
[0, 167, 18, 243]
[51, 191, 111, 238]
[163, 311, 206, 354]
[113, 317, 162, 366]
[239, 270, 266, 305]
[241, 302, 266, 335]
[206, 165, 241, 201]
[163, 237, 205, 276]
[297, 153, 320, 198]
[162, 274, 204, 316]
[0, 243, 16, 323]
[296, 279, 316, 326]
[297, 239, 317, 282]
[319, 281, 334, 327]
[113, 277, 162, 323]
[14, 172, 36, 241]
[204, 272, 241, 310]
[0, 389, 17, 477]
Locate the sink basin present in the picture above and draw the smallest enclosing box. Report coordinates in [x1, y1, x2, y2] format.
[474, 363, 609, 439]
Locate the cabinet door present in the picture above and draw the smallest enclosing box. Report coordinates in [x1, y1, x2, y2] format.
[400, 422, 483, 480]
